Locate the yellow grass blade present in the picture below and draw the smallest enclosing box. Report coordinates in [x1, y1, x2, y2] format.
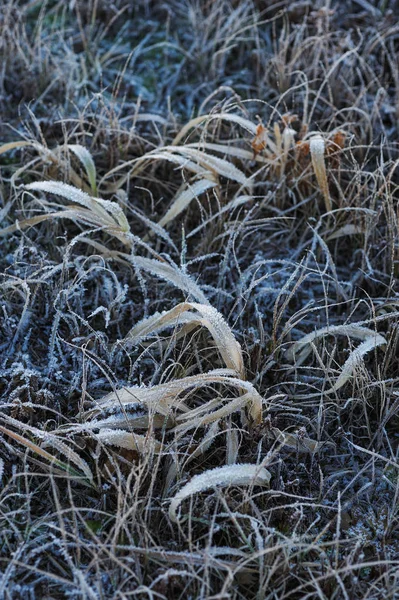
[91, 370, 263, 426]
[169, 464, 271, 523]
[158, 179, 218, 228]
[172, 395, 250, 433]
[94, 428, 162, 453]
[269, 428, 333, 453]
[0, 426, 93, 483]
[0, 141, 36, 155]
[132, 256, 209, 305]
[25, 181, 129, 231]
[310, 134, 331, 213]
[68, 144, 98, 195]
[122, 301, 245, 378]
[286, 324, 386, 394]
[172, 113, 258, 146]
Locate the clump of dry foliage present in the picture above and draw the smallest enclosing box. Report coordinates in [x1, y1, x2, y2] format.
[0, 0, 399, 598]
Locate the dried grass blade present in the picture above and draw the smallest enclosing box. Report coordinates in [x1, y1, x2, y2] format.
[226, 427, 239, 465]
[0, 426, 93, 482]
[286, 324, 386, 394]
[172, 395, 249, 432]
[92, 369, 236, 414]
[0, 209, 123, 242]
[170, 147, 251, 186]
[123, 301, 245, 378]
[158, 179, 218, 228]
[1, 416, 94, 481]
[102, 152, 209, 189]
[68, 144, 98, 195]
[86, 408, 174, 430]
[0, 141, 37, 155]
[326, 224, 365, 241]
[184, 142, 267, 163]
[169, 464, 271, 523]
[132, 256, 209, 305]
[269, 428, 331, 453]
[286, 324, 384, 364]
[0, 212, 65, 236]
[25, 181, 130, 232]
[94, 428, 162, 453]
[172, 113, 258, 146]
[310, 135, 331, 213]
[326, 334, 386, 394]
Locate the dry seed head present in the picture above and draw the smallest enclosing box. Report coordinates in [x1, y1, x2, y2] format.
[251, 123, 268, 155]
[330, 130, 346, 150]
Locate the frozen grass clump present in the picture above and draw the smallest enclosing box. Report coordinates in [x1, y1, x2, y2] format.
[0, 0, 398, 598]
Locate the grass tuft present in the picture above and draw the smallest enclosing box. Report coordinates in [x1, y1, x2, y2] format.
[0, 0, 398, 598]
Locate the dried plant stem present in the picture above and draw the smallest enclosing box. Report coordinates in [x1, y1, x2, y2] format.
[310, 134, 331, 213]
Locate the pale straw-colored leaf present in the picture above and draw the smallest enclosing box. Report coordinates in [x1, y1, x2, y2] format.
[91, 369, 235, 415]
[0, 424, 93, 483]
[326, 334, 386, 394]
[101, 152, 210, 191]
[25, 181, 130, 232]
[172, 395, 250, 433]
[326, 224, 365, 241]
[102, 142, 251, 192]
[122, 301, 245, 378]
[91, 369, 263, 425]
[40, 436, 94, 482]
[172, 113, 258, 146]
[273, 122, 282, 155]
[286, 324, 386, 394]
[86, 406, 174, 430]
[2, 416, 94, 481]
[0, 140, 37, 155]
[283, 127, 296, 152]
[269, 427, 332, 453]
[139, 151, 210, 178]
[226, 427, 240, 465]
[310, 134, 331, 212]
[285, 324, 384, 364]
[25, 180, 102, 213]
[169, 463, 271, 523]
[118, 146, 250, 186]
[0, 207, 129, 247]
[132, 256, 209, 305]
[68, 144, 98, 195]
[0, 211, 74, 236]
[94, 428, 162, 453]
[158, 179, 218, 228]
[184, 142, 268, 163]
[169, 147, 251, 186]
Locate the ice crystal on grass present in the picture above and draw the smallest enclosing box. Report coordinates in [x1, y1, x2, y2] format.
[0, 1, 398, 597]
[169, 464, 271, 523]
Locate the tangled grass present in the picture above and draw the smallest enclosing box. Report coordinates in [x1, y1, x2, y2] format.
[0, 0, 399, 598]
